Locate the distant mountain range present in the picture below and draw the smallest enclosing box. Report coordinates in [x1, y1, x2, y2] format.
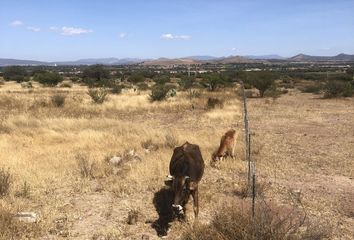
[289, 53, 354, 62]
[1, 53, 354, 66]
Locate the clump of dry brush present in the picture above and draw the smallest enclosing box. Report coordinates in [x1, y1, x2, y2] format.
[181, 200, 331, 240]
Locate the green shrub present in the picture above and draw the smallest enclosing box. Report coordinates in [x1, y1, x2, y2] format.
[3, 66, 26, 82]
[324, 81, 353, 98]
[154, 75, 170, 85]
[70, 76, 80, 82]
[244, 83, 252, 89]
[136, 82, 149, 91]
[51, 94, 66, 107]
[88, 88, 109, 104]
[246, 71, 278, 97]
[299, 84, 322, 94]
[179, 76, 195, 90]
[149, 85, 170, 101]
[264, 86, 283, 99]
[34, 72, 63, 86]
[110, 84, 122, 94]
[129, 73, 145, 84]
[82, 64, 110, 86]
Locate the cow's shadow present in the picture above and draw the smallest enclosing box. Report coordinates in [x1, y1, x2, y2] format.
[152, 187, 175, 237]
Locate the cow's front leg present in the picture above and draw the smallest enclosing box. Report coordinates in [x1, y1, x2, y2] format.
[191, 188, 199, 218]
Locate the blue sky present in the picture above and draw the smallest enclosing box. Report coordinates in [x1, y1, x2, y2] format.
[0, 0, 353, 61]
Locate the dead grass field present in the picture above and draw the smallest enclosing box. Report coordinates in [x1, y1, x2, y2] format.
[0, 81, 353, 239]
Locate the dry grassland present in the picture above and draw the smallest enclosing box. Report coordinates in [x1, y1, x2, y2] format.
[0, 81, 353, 239]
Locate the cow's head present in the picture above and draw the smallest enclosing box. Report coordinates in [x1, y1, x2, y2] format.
[165, 175, 197, 216]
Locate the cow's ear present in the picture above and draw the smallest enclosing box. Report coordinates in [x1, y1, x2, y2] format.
[189, 181, 198, 190]
[165, 175, 174, 187]
[164, 179, 173, 187]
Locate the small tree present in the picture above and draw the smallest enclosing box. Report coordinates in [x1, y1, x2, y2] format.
[204, 73, 224, 91]
[33, 72, 63, 86]
[82, 64, 110, 87]
[179, 76, 195, 90]
[128, 73, 145, 84]
[154, 75, 170, 85]
[324, 81, 353, 98]
[247, 71, 278, 97]
[150, 84, 170, 101]
[3, 66, 26, 82]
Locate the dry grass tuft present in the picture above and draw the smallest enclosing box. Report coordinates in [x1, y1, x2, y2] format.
[87, 88, 109, 104]
[0, 168, 12, 197]
[51, 94, 66, 107]
[92, 228, 122, 240]
[14, 181, 31, 199]
[126, 209, 140, 225]
[206, 97, 224, 109]
[141, 139, 159, 152]
[76, 153, 96, 179]
[181, 201, 331, 240]
[233, 180, 270, 199]
[164, 132, 179, 149]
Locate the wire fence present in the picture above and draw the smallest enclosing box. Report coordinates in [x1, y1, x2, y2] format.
[240, 81, 257, 217]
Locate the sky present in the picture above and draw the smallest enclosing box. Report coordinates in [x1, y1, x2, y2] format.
[0, 0, 353, 61]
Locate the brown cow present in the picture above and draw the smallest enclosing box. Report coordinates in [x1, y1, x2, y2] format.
[211, 129, 237, 166]
[165, 142, 204, 219]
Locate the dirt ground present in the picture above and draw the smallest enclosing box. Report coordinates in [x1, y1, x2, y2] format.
[248, 91, 354, 239]
[0, 81, 353, 239]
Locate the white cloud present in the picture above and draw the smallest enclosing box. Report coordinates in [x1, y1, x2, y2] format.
[119, 32, 126, 38]
[27, 26, 40, 32]
[10, 20, 23, 27]
[49, 26, 59, 31]
[231, 47, 237, 51]
[62, 27, 92, 35]
[161, 33, 191, 40]
[50, 26, 93, 35]
[60, 26, 93, 35]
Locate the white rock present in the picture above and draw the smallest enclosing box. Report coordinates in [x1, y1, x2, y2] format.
[14, 212, 40, 223]
[109, 156, 122, 166]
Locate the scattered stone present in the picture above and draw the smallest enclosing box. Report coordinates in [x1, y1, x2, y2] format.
[109, 156, 122, 166]
[14, 212, 40, 223]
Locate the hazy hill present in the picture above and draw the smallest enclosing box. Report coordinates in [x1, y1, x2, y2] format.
[0, 58, 47, 66]
[246, 54, 285, 60]
[211, 55, 255, 64]
[289, 53, 354, 62]
[1, 53, 354, 66]
[185, 56, 218, 61]
[142, 58, 200, 66]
